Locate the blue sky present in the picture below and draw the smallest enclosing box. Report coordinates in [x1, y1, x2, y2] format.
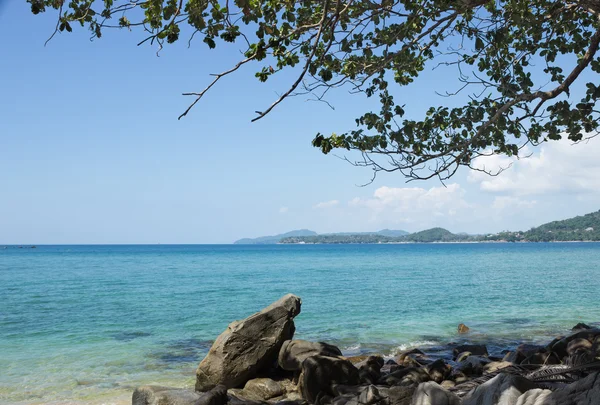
[1, 2, 600, 244]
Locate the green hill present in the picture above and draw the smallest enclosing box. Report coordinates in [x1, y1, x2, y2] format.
[404, 227, 467, 243]
[522, 210, 600, 241]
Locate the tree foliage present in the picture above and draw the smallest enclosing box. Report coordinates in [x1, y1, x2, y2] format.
[28, 0, 600, 180]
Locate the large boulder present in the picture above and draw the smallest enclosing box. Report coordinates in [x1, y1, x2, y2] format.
[299, 355, 360, 403]
[462, 373, 537, 405]
[410, 382, 461, 405]
[453, 345, 488, 360]
[541, 372, 600, 405]
[196, 294, 302, 391]
[278, 340, 343, 371]
[133, 385, 227, 405]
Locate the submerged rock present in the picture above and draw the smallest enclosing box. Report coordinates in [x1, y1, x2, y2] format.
[133, 385, 227, 405]
[196, 294, 302, 391]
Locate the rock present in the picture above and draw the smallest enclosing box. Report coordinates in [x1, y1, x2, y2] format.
[452, 345, 488, 360]
[567, 338, 593, 355]
[458, 324, 470, 334]
[440, 380, 455, 389]
[410, 382, 461, 405]
[515, 389, 552, 405]
[279, 340, 343, 371]
[396, 349, 424, 364]
[516, 344, 545, 362]
[520, 351, 560, 366]
[571, 323, 592, 330]
[299, 355, 360, 404]
[133, 386, 201, 405]
[548, 329, 600, 359]
[457, 355, 491, 376]
[425, 359, 450, 383]
[358, 356, 384, 385]
[503, 351, 519, 363]
[537, 372, 600, 404]
[243, 378, 285, 401]
[133, 385, 227, 405]
[462, 373, 537, 405]
[483, 361, 513, 374]
[455, 352, 472, 363]
[381, 367, 430, 387]
[387, 386, 415, 405]
[196, 294, 301, 391]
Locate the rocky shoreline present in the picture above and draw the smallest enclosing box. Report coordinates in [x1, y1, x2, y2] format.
[132, 295, 600, 405]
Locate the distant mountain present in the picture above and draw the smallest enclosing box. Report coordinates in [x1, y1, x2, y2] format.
[280, 234, 399, 244]
[234, 229, 317, 244]
[376, 229, 410, 237]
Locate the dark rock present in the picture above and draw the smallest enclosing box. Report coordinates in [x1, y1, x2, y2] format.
[455, 351, 472, 363]
[572, 322, 592, 330]
[548, 329, 600, 360]
[411, 382, 461, 405]
[452, 345, 488, 360]
[380, 364, 401, 375]
[279, 340, 342, 371]
[457, 324, 470, 334]
[380, 367, 430, 387]
[386, 386, 415, 405]
[425, 359, 450, 383]
[462, 373, 537, 405]
[456, 355, 491, 376]
[196, 294, 301, 391]
[299, 355, 360, 404]
[395, 349, 424, 364]
[195, 386, 229, 405]
[516, 344, 545, 361]
[520, 351, 560, 366]
[358, 356, 384, 385]
[567, 338, 593, 356]
[534, 372, 600, 405]
[243, 378, 285, 401]
[385, 359, 397, 365]
[132, 386, 201, 405]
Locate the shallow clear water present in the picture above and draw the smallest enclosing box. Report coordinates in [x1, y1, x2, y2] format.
[1, 243, 600, 404]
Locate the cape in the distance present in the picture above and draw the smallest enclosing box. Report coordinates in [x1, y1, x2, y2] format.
[234, 210, 600, 244]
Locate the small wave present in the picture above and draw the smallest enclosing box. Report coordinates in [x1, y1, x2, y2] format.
[391, 340, 439, 354]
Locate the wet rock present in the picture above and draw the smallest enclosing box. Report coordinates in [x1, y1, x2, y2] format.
[133, 386, 201, 405]
[299, 355, 360, 404]
[425, 359, 450, 383]
[133, 385, 228, 405]
[243, 378, 285, 401]
[462, 373, 537, 405]
[279, 340, 342, 371]
[411, 382, 461, 405]
[452, 345, 488, 360]
[396, 349, 424, 364]
[515, 344, 545, 363]
[196, 294, 301, 391]
[548, 329, 600, 360]
[571, 323, 592, 331]
[458, 324, 470, 334]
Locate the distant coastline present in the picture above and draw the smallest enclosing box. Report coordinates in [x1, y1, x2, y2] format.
[235, 209, 600, 244]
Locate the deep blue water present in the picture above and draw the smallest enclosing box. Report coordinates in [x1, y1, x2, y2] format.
[1, 243, 599, 404]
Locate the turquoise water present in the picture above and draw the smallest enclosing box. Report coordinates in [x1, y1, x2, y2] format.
[1, 243, 600, 404]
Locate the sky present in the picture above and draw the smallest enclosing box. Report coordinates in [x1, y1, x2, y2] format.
[1, 2, 600, 244]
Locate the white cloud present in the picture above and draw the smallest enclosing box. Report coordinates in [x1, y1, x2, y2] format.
[348, 183, 472, 226]
[278, 207, 289, 214]
[468, 138, 600, 196]
[313, 200, 340, 209]
[491, 196, 537, 211]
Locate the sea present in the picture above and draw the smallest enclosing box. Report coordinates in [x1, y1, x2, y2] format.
[1, 243, 600, 405]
